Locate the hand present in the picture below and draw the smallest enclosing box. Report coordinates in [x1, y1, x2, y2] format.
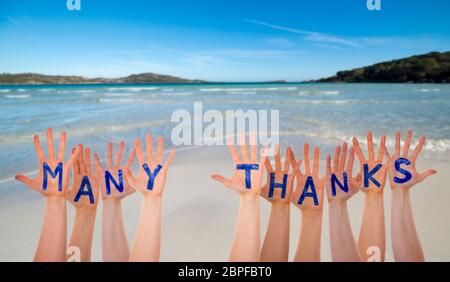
[291, 144, 325, 212]
[67, 145, 100, 210]
[94, 141, 136, 201]
[212, 134, 269, 195]
[353, 131, 387, 193]
[126, 133, 175, 197]
[15, 128, 77, 197]
[326, 143, 361, 202]
[261, 146, 299, 204]
[383, 130, 437, 189]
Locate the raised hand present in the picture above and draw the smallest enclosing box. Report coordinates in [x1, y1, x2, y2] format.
[353, 131, 387, 193]
[126, 133, 175, 197]
[326, 143, 361, 202]
[94, 141, 136, 201]
[67, 145, 100, 209]
[212, 134, 269, 195]
[291, 144, 325, 212]
[383, 130, 437, 189]
[15, 128, 78, 197]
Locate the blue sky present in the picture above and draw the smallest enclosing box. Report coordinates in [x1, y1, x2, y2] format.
[0, 0, 449, 81]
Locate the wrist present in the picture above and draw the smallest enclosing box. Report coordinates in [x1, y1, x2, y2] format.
[301, 208, 323, 219]
[75, 206, 97, 218]
[328, 199, 347, 210]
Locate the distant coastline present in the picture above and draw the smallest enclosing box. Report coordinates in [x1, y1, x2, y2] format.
[312, 51, 450, 83]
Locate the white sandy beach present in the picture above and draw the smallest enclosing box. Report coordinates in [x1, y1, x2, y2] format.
[0, 144, 449, 262]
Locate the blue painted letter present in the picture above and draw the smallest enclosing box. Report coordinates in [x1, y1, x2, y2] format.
[74, 176, 95, 204]
[364, 163, 382, 188]
[142, 163, 162, 190]
[331, 172, 349, 196]
[42, 162, 63, 192]
[297, 176, 319, 206]
[393, 157, 412, 184]
[269, 173, 288, 199]
[105, 170, 124, 195]
[236, 164, 259, 189]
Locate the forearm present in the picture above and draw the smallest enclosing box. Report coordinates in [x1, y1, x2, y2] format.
[102, 199, 130, 262]
[329, 201, 361, 262]
[294, 210, 323, 262]
[129, 195, 162, 262]
[261, 202, 290, 262]
[34, 196, 67, 262]
[391, 189, 424, 262]
[69, 208, 97, 262]
[358, 192, 385, 261]
[230, 194, 260, 262]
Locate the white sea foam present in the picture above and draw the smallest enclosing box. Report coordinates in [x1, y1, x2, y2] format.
[106, 87, 159, 92]
[5, 94, 31, 99]
[103, 93, 135, 97]
[0, 89, 11, 93]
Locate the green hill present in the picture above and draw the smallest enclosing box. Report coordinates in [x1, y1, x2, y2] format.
[0, 72, 204, 85]
[315, 51, 450, 83]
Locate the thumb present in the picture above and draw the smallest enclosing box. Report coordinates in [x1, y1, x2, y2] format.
[418, 169, 437, 183]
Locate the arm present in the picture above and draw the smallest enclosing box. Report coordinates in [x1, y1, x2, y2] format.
[35, 196, 67, 262]
[326, 144, 361, 262]
[67, 145, 99, 262]
[230, 194, 261, 261]
[384, 131, 436, 262]
[329, 201, 361, 261]
[212, 133, 268, 262]
[294, 210, 323, 262]
[15, 128, 77, 262]
[261, 202, 290, 261]
[291, 144, 325, 262]
[95, 141, 136, 262]
[260, 147, 296, 262]
[391, 189, 424, 261]
[128, 134, 175, 262]
[353, 132, 387, 261]
[358, 192, 385, 261]
[68, 208, 96, 261]
[102, 199, 131, 261]
[130, 195, 162, 261]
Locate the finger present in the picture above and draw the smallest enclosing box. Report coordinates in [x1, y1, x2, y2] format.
[347, 146, 355, 178]
[78, 144, 86, 173]
[227, 135, 241, 164]
[15, 174, 36, 188]
[265, 158, 273, 173]
[333, 145, 341, 172]
[66, 146, 80, 171]
[412, 136, 426, 161]
[250, 133, 257, 162]
[115, 141, 125, 168]
[383, 144, 393, 163]
[145, 133, 154, 165]
[135, 139, 145, 165]
[402, 129, 413, 156]
[283, 147, 292, 172]
[304, 144, 311, 175]
[339, 143, 347, 173]
[164, 149, 176, 169]
[275, 145, 281, 171]
[46, 128, 56, 160]
[239, 132, 249, 162]
[211, 174, 234, 189]
[326, 154, 331, 175]
[156, 136, 164, 165]
[72, 148, 80, 174]
[125, 149, 136, 168]
[107, 142, 113, 168]
[84, 147, 93, 177]
[377, 135, 386, 163]
[418, 169, 437, 183]
[34, 134, 46, 163]
[367, 131, 374, 161]
[395, 131, 401, 156]
[352, 137, 365, 163]
[259, 147, 269, 171]
[313, 147, 320, 176]
[94, 153, 104, 172]
[58, 131, 66, 162]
